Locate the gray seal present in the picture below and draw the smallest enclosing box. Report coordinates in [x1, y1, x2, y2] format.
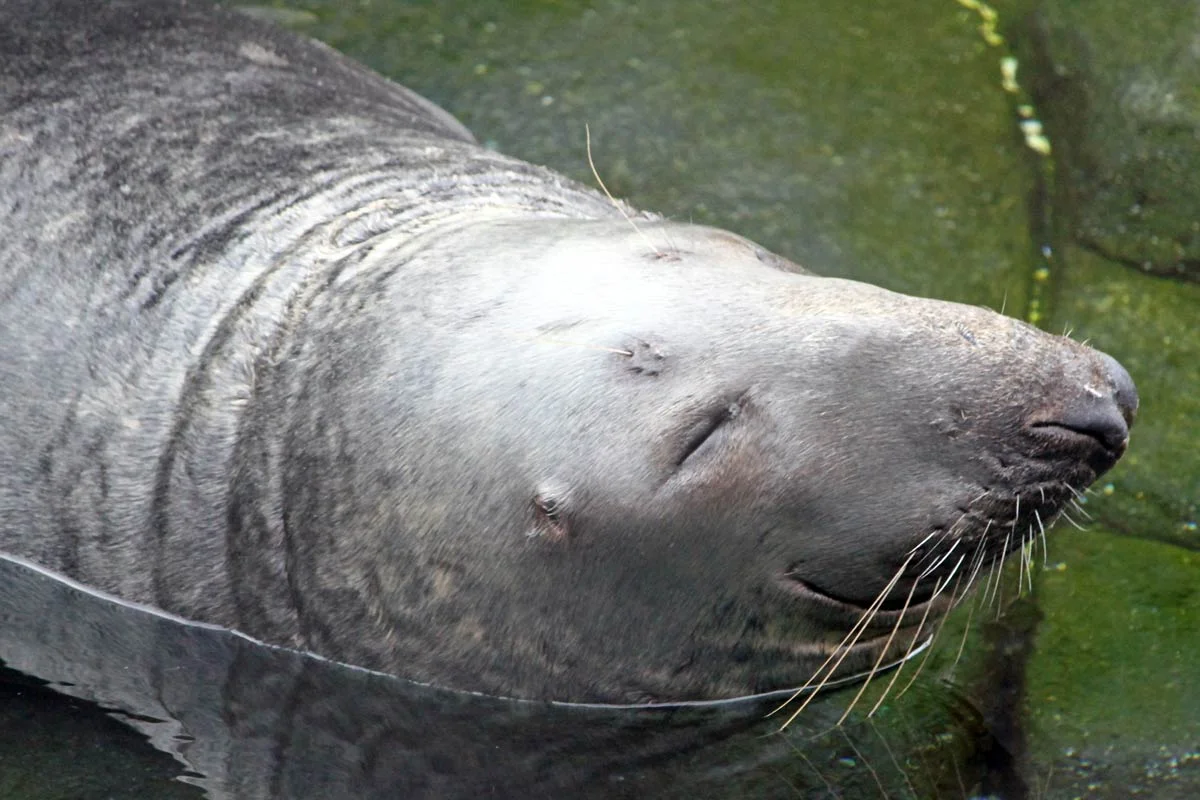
[0, 0, 1136, 704]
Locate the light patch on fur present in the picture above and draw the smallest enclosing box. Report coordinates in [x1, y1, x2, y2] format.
[238, 41, 288, 68]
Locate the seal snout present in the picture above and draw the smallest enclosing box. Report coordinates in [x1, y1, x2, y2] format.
[1029, 351, 1138, 473]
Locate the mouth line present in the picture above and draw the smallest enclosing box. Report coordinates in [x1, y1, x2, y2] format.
[775, 572, 952, 625]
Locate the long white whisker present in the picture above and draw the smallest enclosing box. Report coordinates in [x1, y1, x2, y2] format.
[1059, 510, 1086, 530]
[952, 598, 977, 669]
[979, 544, 1002, 609]
[987, 524, 1012, 609]
[1016, 528, 1028, 596]
[961, 533, 990, 599]
[773, 550, 919, 729]
[936, 557, 964, 601]
[1035, 510, 1048, 568]
[897, 569, 967, 697]
[907, 528, 943, 556]
[917, 538, 960, 579]
[913, 530, 952, 569]
[943, 551, 968, 589]
[837, 580, 922, 726]
[1022, 528, 1037, 595]
[868, 572, 950, 718]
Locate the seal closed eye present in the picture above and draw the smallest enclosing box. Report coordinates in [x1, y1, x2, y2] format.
[0, 0, 1136, 706]
[673, 392, 749, 470]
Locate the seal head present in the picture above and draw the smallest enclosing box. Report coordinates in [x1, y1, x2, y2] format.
[229, 219, 1135, 703]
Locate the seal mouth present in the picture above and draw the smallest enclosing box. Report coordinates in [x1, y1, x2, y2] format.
[775, 570, 953, 628]
[769, 570, 949, 691]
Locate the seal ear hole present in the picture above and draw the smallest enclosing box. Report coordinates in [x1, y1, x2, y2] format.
[531, 485, 571, 542]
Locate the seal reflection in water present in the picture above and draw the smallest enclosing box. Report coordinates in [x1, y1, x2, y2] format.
[0, 0, 1135, 708]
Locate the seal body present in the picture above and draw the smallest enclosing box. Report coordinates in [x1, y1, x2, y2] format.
[0, 0, 1136, 703]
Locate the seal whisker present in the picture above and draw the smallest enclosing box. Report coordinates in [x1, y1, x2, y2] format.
[941, 551, 968, 589]
[996, 499, 1024, 605]
[584, 124, 668, 258]
[1035, 510, 1049, 567]
[897, 569, 968, 696]
[1027, 529, 1038, 594]
[835, 575, 925, 726]
[962, 527, 992, 595]
[986, 523, 1013, 611]
[951, 586, 979, 669]
[970, 519, 1000, 608]
[979, 551, 1001, 607]
[774, 551, 919, 729]
[914, 506, 974, 570]
[867, 569, 955, 717]
[912, 533, 951, 570]
[1021, 529, 1037, 596]
[993, 560, 1010, 618]
[961, 555, 986, 602]
[1069, 498, 1092, 520]
[1059, 509, 1087, 530]
[916, 538, 960, 580]
[1015, 529, 1028, 596]
[906, 527, 944, 556]
[946, 546, 989, 643]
